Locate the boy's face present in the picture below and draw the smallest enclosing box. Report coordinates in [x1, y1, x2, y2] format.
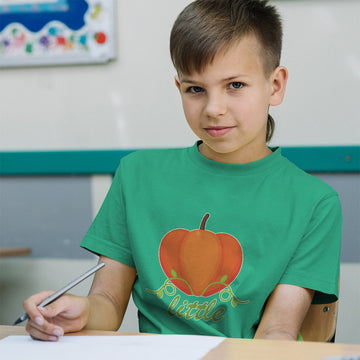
[175, 34, 287, 164]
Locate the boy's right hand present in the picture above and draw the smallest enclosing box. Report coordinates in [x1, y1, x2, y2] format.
[23, 291, 90, 341]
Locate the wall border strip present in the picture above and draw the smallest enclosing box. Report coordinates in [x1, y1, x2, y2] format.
[0, 146, 359, 175]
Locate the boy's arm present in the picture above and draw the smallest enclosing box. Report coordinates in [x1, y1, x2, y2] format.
[254, 284, 314, 341]
[24, 256, 136, 341]
[85, 255, 137, 330]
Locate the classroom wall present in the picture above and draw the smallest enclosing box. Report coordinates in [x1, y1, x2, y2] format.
[0, 0, 359, 151]
[0, 0, 359, 345]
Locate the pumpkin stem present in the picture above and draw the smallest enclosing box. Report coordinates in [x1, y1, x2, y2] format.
[200, 213, 210, 230]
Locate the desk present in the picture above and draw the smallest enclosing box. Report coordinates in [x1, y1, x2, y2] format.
[0, 247, 31, 257]
[1, 325, 359, 360]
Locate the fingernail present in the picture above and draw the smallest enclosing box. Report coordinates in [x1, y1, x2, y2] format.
[53, 329, 63, 337]
[49, 336, 58, 342]
[34, 316, 44, 325]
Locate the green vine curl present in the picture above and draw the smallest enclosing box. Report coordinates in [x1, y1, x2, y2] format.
[200, 275, 249, 307]
[146, 269, 194, 298]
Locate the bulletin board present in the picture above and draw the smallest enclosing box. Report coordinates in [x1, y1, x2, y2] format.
[0, 0, 116, 66]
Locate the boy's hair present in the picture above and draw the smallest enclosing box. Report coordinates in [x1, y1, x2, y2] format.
[170, 0, 283, 142]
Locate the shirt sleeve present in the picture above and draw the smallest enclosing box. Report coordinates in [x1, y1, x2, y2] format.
[80, 161, 135, 268]
[279, 193, 342, 304]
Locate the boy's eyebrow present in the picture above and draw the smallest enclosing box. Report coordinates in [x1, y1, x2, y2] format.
[180, 75, 249, 84]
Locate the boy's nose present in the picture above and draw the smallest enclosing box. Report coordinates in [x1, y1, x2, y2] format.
[204, 94, 227, 118]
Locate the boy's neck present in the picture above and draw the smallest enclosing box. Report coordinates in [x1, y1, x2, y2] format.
[198, 141, 273, 165]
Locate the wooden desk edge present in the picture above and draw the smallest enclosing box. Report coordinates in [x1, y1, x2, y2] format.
[0, 326, 28, 339]
[204, 337, 360, 360]
[1, 326, 359, 360]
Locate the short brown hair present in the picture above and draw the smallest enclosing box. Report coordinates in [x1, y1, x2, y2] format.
[170, 0, 283, 142]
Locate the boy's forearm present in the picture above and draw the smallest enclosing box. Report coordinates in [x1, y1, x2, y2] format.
[84, 293, 124, 331]
[82, 256, 136, 332]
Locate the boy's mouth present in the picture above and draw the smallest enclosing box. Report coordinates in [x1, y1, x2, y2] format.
[205, 126, 235, 137]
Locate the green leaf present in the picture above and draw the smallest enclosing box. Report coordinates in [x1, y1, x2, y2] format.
[220, 275, 228, 283]
[231, 298, 237, 308]
[171, 269, 177, 278]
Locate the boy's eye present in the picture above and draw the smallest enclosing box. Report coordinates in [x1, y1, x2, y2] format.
[187, 86, 204, 93]
[229, 82, 244, 89]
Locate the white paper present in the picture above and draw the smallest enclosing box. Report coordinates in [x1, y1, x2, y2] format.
[0, 334, 224, 360]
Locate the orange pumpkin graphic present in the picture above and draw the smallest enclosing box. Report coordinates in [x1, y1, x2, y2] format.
[159, 214, 243, 297]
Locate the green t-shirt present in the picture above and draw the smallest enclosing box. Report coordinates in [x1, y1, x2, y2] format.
[81, 142, 342, 338]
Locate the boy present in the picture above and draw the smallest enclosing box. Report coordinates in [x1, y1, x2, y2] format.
[24, 0, 342, 341]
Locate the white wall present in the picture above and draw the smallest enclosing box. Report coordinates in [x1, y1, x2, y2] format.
[272, 0, 360, 146]
[0, 0, 359, 151]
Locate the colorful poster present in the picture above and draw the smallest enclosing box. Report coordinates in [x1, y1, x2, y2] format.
[0, 0, 116, 66]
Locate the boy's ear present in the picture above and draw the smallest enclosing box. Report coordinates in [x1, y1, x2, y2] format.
[269, 66, 288, 106]
[175, 75, 181, 92]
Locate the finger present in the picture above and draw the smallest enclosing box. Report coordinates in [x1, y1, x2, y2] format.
[23, 290, 55, 325]
[39, 295, 89, 333]
[29, 308, 63, 335]
[36, 295, 75, 325]
[26, 319, 62, 342]
[25, 311, 64, 342]
[37, 306, 65, 335]
[24, 295, 66, 340]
